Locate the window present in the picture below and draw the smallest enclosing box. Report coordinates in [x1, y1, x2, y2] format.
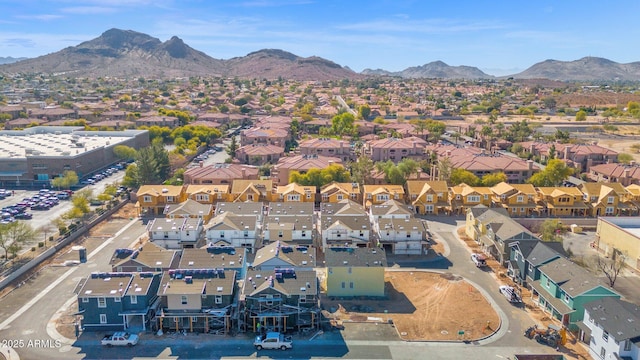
[220, 232, 225, 238]
[348, 267, 352, 274]
[166, 196, 175, 203]
[545, 278, 550, 287]
[130, 295, 137, 304]
[563, 293, 570, 303]
[600, 347, 606, 358]
[82, 297, 89, 303]
[100, 314, 107, 324]
[467, 195, 480, 203]
[607, 196, 615, 204]
[328, 268, 333, 274]
[181, 295, 188, 305]
[196, 194, 210, 202]
[517, 195, 524, 203]
[287, 194, 301, 201]
[484, 194, 489, 200]
[605, 207, 614, 215]
[602, 331, 609, 342]
[376, 194, 390, 202]
[514, 252, 519, 261]
[114, 296, 121, 303]
[302, 231, 307, 237]
[426, 195, 433, 202]
[349, 282, 354, 289]
[341, 282, 345, 289]
[97, 297, 106, 308]
[528, 264, 533, 273]
[136, 267, 142, 272]
[624, 339, 632, 351]
[278, 231, 283, 238]
[337, 194, 344, 201]
[143, 195, 152, 203]
[191, 317, 198, 322]
[215, 295, 223, 304]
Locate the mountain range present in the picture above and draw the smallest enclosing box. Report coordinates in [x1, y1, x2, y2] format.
[1, 28, 639, 81]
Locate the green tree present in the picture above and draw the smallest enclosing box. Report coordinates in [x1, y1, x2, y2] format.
[227, 136, 238, 158]
[0, 221, 37, 259]
[358, 104, 371, 120]
[289, 164, 351, 187]
[575, 110, 587, 121]
[481, 172, 508, 187]
[527, 159, 574, 187]
[449, 168, 480, 186]
[331, 113, 356, 137]
[436, 157, 453, 182]
[113, 145, 137, 161]
[122, 164, 140, 188]
[51, 170, 79, 189]
[618, 153, 634, 164]
[537, 219, 565, 242]
[350, 155, 374, 186]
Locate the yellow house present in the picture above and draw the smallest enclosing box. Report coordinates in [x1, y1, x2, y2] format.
[449, 184, 492, 215]
[596, 217, 640, 271]
[362, 184, 405, 209]
[274, 183, 317, 202]
[185, 184, 230, 204]
[320, 182, 362, 204]
[579, 182, 634, 217]
[405, 180, 449, 215]
[230, 179, 273, 202]
[535, 187, 589, 217]
[137, 185, 186, 216]
[625, 184, 640, 213]
[325, 248, 387, 297]
[489, 182, 538, 217]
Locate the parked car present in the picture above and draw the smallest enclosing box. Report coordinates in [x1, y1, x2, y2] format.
[101, 332, 139, 347]
[470, 253, 487, 267]
[254, 332, 292, 350]
[499, 285, 522, 304]
[14, 212, 33, 220]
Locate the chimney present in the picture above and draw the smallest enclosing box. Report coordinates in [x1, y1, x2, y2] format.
[241, 168, 246, 178]
[564, 145, 572, 159]
[199, 161, 203, 168]
[446, 150, 452, 157]
[625, 168, 631, 178]
[631, 161, 636, 166]
[328, 160, 334, 166]
[527, 160, 534, 170]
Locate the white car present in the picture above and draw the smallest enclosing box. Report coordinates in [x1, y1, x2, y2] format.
[470, 253, 487, 267]
[254, 332, 292, 350]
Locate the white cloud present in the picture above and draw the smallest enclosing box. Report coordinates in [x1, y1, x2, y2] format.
[15, 14, 63, 21]
[61, 6, 117, 14]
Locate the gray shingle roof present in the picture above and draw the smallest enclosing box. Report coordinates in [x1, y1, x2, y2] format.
[585, 297, 640, 341]
[324, 247, 387, 267]
[539, 257, 613, 298]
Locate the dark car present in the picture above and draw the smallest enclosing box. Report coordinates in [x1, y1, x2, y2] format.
[31, 203, 50, 210]
[14, 212, 32, 220]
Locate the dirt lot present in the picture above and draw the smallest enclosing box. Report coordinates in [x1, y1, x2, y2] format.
[321, 271, 499, 341]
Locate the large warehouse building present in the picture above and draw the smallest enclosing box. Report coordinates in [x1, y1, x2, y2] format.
[0, 126, 149, 188]
[595, 217, 640, 271]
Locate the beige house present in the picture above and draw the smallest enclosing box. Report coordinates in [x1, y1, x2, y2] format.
[325, 248, 387, 297]
[596, 217, 640, 270]
[298, 138, 354, 162]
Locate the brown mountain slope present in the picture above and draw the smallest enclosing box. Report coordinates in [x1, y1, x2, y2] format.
[511, 57, 640, 81]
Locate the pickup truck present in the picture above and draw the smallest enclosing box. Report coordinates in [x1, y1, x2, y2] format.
[499, 285, 523, 304]
[471, 253, 487, 267]
[101, 332, 139, 347]
[254, 332, 293, 350]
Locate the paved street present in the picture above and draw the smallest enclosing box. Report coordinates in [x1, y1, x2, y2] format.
[0, 215, 565, 359]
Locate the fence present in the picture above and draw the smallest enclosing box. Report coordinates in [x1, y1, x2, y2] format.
[515, 218, 598, 231]
[0, 200, 130, 291]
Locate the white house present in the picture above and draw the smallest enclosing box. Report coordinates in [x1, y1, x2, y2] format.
[375, 218, 425, 255]
[321, 215, 370, 249]
[204, 213, 258, 251]
[581, 297, 640, 360]
[147, 217, 204, 249]
[262, 214, 315, 245]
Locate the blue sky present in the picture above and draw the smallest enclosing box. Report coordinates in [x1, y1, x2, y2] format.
[0, 0, 638, 76]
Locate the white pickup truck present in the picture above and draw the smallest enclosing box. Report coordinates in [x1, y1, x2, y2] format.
[254, 332, 293, 350]
[101, 332, 139, 347]
[471, 253, 487, 267]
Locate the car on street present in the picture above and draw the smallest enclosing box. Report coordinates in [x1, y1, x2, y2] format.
[471, 253, 487, 267]
[101, 332, 139, 347]
[254, 332, 293, 350]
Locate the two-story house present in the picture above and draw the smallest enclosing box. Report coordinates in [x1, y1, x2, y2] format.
[214, 202, 264, 222]
[136, 185, 187, 216]
[185, 184, 229, 205]
[263, 214, 315, 245]
[273, 183, 316, 203]
[362, 184, 405, 209]
[325, 247, 387, 297]
[405, 180, 449, 215]
[110, 242, 179, 272]
[183, 164, 259, 185]
[76, 272, 161, 331]
[163, 199, 213, 222]
[157, 269, 236, 334]
[490, 182, 538, 217]
[580, 297, 640, 360]
[465, 205, 538, 265]
[530, 257, 620, 329]
[179, 247, 246, 276]
[579, 182, 632, 217]
[240, 269, 319, 333]
[251, 241, 316, 271]
[507, 240, 566, 288]
[230, 180, 273, 202]
[204, 212, 259, 251]
[449, 184, 493, 215]
[146, 217, 204, 249]
[535, 187, 589, 217]
[320, 182, 362, 204]
[298, 138, 354, 162]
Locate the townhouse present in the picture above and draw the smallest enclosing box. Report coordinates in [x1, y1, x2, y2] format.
[405, 180, 449, 215]
[271, 155, 343, 186]
[507, 240, 565, 288]
[235, 144, 285, 165]
[251, 241, 316, 271]
[204, 212, 259, 250]
[273, 183, 316, 203]
[229, 179, 273, 202]
[325, 247, 387, 297]
[183, 164, 259, 185]
[535, 187, 589, 217]
[157, 269, 236, 334]
[520, 141, 618, 173]
[298, 138, 354, 162]
[530, 257, 620, 329]
[367, 136, 427, 163]
[579, 182, 633, 217]
[136, 185, 187, 216]
[588, 162, 640, 186]
[240, 269, 319, 333]
[580, 297, 640, 360]
[489, 182, 538, 217]
[185, 184, 229, 204]
[320, 199, 371, 249]
[146, 217, 204, 249]
[163, 199, 213, 222]
[109, 242, 179, 273]
[320, 182, 363, 204]
[449, 183, 493, 215]
[362, 184, 405, 209]
[76, 272, 161, 331]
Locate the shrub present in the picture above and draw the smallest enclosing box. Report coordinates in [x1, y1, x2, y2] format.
[38, 242, 44, 248]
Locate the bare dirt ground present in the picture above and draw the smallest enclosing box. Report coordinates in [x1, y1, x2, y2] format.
[457, 227, 590, 359]
[321, 271, 499, 341]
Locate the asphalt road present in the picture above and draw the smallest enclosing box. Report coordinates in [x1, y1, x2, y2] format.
[0, 213, 562, 359]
